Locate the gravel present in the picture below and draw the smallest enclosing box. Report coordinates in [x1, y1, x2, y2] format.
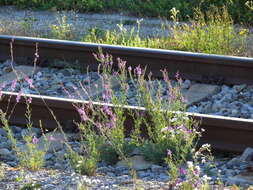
[0, 6, 171, 39]
[1, 59, 253, 119]
[0, 125, 252, 189]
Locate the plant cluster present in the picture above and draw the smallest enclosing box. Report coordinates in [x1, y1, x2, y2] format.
[62, 52, 200, 178]
[84, 7, 248, 56]
[0, 51, 218, 189]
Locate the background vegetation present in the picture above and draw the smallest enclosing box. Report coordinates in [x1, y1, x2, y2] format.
[0, 0, 253, 24]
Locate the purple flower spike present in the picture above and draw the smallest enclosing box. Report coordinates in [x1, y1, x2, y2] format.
[25, 76, 34, 88]
[167, 149, 172, 158]
[27, 96, 32, 104]
[16, 91, 22, 103]
[161, 126, 174, 133]
[179, 167, 186, 176]
[128, 66, 132, 72]
[32, 136, 39, 144]
[77, 107, 89, 122]
[11, 79, 17, 91]
[135, 65, 142, 77]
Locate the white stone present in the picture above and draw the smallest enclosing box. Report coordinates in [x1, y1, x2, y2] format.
[239, 147, 253, 162]
[116, 155, 153, 171]
[184, 84, 220, 106]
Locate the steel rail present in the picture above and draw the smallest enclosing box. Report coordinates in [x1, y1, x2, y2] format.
[0, 35, 253, 84]
[0, 35, 253, 152]
[1, 91, 253, 152]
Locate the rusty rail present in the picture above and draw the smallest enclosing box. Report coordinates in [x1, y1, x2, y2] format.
[1, 91, 253, 152]
[0, 35, 253, 84]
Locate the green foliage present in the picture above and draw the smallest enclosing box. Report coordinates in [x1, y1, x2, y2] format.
[20, 182, 42, 190]
[49, 15, 76, 40]
[169, 6, 248, 55]
[0, 97, 47, 171]
[0, 0, 253, 24]
[98, 144, 118, 165]
[83, 7, 248, 56]
[69, 151, 97, 176]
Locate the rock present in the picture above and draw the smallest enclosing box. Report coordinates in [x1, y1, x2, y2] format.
[129, 148, 142, 156]
[233, 84, 247, 92]
[116, 155, 153, 171]
[239, 147, 253, 162]
[61, 69, 72, 76]
[211, 100, 223, 112]
[10, 126, 22, 134]
[0, 141, 11, 149]
[228, 172, 253, 185]
[89, 74, 120, 99]
[184, 84, 220, 106]
[158, 173, 170, 182]
[151, 164, 163, 173]
[0, 148, 13, 160]
[137, 171, 150, 178]
[116, 175, 133, 185]
[182, 80, 191, 89]
[96, 166, 112, 174]
[38, 132, 66, 153]
[0, 128, 7, 136]
[6, 161, 17, 167]
[21, 127, 41, 138]
[0, 65, 40, 86]
[45, 153, 54, 160]
[227, 157, 240, 168]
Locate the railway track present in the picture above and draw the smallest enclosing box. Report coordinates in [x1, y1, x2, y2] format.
[0, 35, 253, 152]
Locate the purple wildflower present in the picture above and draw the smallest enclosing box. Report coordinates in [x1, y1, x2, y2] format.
[113, 71, 118, 76]
[134, 65, 142, 77]
[62, 86, 74, 99]
[161, 126, 174, 133]
[11, 79, 17, 91]
[167, 149, 172, 158]
[27, 96, 32, 104]
[16, 91, 22, 103]
[175, 178, 183, 186]
[179, 125, 192, 135]
[102, 105, 113, 116]
[72, 85, 77, 90]
[179, 168, 186, 176]
[32, 136, 39, 144]
[117, 58, 126, 70]
[1, 82, 6, 89]
[175, 71, 180, 81]
[47, 135, 56, 141]
[77, 107, 89, 122]
[193, 166, 201, 177]
[95, 122, 102, 128]
[25, 76, 34, 88]
[128, 66, 132, 72]
[102, 84, 112, 102]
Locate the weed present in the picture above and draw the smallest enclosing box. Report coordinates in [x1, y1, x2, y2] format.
[50, 15, 76, 40]
[83, 7, 248, 56]
[20, 182, 42, 190]
[169, 6, 248, 55]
